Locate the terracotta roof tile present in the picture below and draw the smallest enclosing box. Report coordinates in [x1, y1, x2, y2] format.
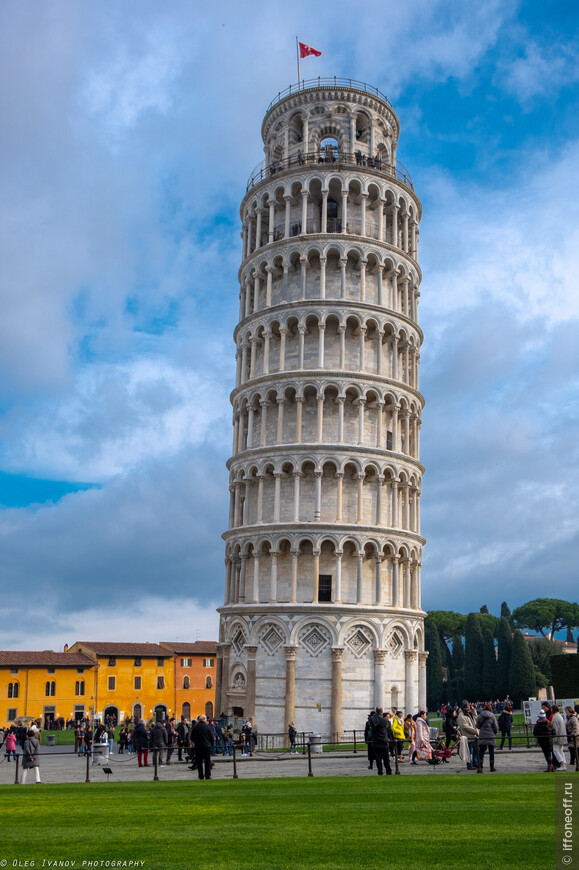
[73, 642, 171, 657]
[159, 641, 217, 655]
[0, 650, 93, 667]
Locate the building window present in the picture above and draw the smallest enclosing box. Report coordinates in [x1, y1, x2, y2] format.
[47, 667, 55, 674]
[182, 702, 190, 720]
[180, 658, 191, 667]
[9, 668, 18, 674]
[134, 658, 142, 667]
[108, 676, 116, 691]
[77, 668, 85, 674]
[75, 681, 85, 696]
[7, 708, 17, 721]
[8, 682, 19, 698]
[318, 574, 332, 602]
[108, 657, 116, 667]
[182, 676, 190, 689]
[386, 430, 393, 450]
[203, 659, 214, 668]
[134, 676, 142, 690]
[45, 681, 56, 696]
[205, 676, 213, 689]
[157, 658, 165, 667]
[157, 676, 165, 690]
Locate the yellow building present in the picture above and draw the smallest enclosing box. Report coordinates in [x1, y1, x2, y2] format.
[159, 641, 217, 721]
[0, 650, 95, 727]
[67, 641, 175, 723]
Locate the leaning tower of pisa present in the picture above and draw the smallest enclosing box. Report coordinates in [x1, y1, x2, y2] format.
[216, 78, 427, 738]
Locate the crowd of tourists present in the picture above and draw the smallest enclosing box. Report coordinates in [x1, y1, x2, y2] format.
[361, 700, 579, 774]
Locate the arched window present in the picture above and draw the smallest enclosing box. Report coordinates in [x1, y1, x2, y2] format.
[205, 676, 213, 689]
[181, 702, 191, 720]
[75, 681, 85, 696]
[182, 676, 190, 689]
[8, 682, 18, 698]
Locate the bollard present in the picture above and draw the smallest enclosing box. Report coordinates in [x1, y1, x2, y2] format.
[301, 732, 306, 755]
[525, 724, 530, 748]
[353, 730, 357, 754]
[307, 741, 313, 777]
[475, 738, 482, 773]
[14, 754, 20, 785]
[85, 750, 91, 783]
[153, 748, 159, 781]
[394, 748, 400, 775]
[232, 744, 239, 779]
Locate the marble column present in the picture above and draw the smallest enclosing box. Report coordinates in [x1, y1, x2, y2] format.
[245, 645, 258, 719]
[374, 649, 386, 708]
[404, 650, 418, 715]
[330, 648, 344, 740]
[284, 646, 298, 741]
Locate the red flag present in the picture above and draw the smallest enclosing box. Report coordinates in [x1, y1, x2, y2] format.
[299, 42, 322, 59]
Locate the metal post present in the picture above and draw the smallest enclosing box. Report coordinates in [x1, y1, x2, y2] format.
[153, 748, 159, 781]
[233, 744, 239, 779]
[394, 749, 400, 775]
[475, 737, 482, 773]
[14, 754, 20, 785]
[574, 735, 578, 772]
[353, 730, 357, 754]
[301, 732, 306, 755]
[85, 749, 91, 783]
[307, 741, 313, 777]
[525, 724, 530, 747]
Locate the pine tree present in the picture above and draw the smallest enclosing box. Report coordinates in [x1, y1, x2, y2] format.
[496, 617, 513, 698]
[464, 612, 483, 700]
[508, 630, 536, 706]
[566, 625, 575, 644]
[425, 621, 443, 708]
[482, 628, 496, 699]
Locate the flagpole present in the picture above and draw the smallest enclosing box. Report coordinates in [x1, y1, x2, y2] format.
[296, 36, 301, 90]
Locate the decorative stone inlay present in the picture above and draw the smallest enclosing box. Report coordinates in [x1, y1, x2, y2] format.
[300, 625, 330, 658]
[232, 628, 247, 656]
[345, 627, 372, 658]
[387, 630, 404, 657]
[260, 624, 284, 656]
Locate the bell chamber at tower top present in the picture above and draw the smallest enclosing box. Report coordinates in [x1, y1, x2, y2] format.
[240, 80, 421, 267]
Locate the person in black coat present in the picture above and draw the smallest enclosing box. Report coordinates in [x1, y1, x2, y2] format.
[133, 721, 149, 767]
[534, 711, 556, 771]
[368, 707, 392, 775]
[190, 714, 214, 780]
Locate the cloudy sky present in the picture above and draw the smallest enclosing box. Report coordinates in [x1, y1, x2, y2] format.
[1, 0, 578, 650]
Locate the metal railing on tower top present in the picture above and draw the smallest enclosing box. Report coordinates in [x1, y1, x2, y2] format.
[265, 78, 392, 113]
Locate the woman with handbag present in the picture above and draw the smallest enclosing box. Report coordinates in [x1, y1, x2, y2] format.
[21, 729, 41, 784]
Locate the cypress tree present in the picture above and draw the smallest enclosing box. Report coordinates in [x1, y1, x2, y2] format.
[464, 612, 483, 700]
[480, 604, 489, 614]
[425, 621, 443, 708]
[451, 633, 465, 672]
[482, 628, 496, 699]
[508, 629, 536, 706]
[496, 617, 513, 698]
[500, 601, 514, 628]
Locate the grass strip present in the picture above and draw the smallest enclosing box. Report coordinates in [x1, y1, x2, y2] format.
[0, 774, 553, 870]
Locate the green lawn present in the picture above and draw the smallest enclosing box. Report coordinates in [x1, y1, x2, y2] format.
[0, 774, 553, 869]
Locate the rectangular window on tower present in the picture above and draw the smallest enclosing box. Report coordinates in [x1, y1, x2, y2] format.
[386, 431, 393, 450]
[318, 575, 332, 602]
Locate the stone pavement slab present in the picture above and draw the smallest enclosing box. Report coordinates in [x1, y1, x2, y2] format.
[0, 745, 568, 786]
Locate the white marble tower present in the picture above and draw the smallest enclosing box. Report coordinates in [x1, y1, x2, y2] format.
[216, 78, 427, 738]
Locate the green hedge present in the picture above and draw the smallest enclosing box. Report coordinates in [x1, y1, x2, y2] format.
[551, 653, 579, 698]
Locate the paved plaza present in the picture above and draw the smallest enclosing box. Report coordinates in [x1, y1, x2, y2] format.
[0, 745, 569, 785]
